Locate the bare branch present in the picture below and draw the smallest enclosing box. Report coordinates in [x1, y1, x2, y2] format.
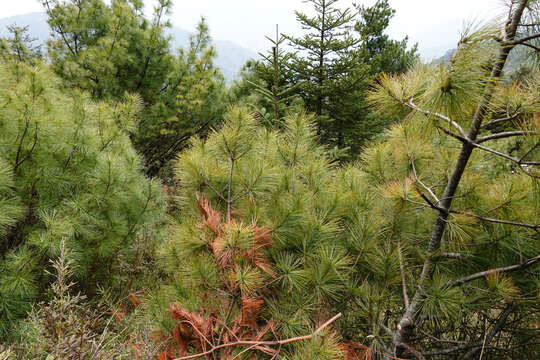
[462, 304, 515, 359]
[410, 159, 440, 205]
[174, 313, 342, 360]
[480, 113, 519, 129]
[440, 252, 463, 260]
[520, 42, 540, 52]
[411, 189, 539, 230]
[481, 114, 519, 128]
[508, 32, 540, 45]
[424, 304, 514, 357]
[451, 255, 540, 287]
[470, 141, 540, 166]
[397, 237, 410, 308]
[476, 131, 537, 143]
[406, 100, 467, 137]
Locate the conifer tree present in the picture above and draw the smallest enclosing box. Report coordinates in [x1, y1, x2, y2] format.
[361, 1, 540, 357]
[154, 107, 363, 359]
[0, 25, 42, 64]
[41, 0, 225, 177]
[154, 3, 539, 359]
[284, 0, 361, 138]
[283, 0, 417, 158]
[135, 18, 226, 179]
[354, 0, 417, 76]
[235, 25, 303, 126]
[0, 56, 166, 338]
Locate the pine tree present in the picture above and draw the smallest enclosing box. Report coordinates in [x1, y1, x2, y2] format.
[41, 0, 226, 177]
[153, 3, 539, 359]
[135, 18, 226, 179]
[283, 0, 417, 158]
[354, 0, 417, 76]
[0, 56, 166, 338]
[42, 0, 174, 101]
[154, 107, 362, 359]
[362, 1, 540, 357]
[0, 25, 42, 64]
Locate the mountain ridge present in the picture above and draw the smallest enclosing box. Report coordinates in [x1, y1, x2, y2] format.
[0, 12, 255, 81]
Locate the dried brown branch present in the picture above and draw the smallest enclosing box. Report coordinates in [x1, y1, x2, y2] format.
[173, 313, 342, 360]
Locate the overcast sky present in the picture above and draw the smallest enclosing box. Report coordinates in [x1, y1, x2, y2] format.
[3, 0, 503, 59]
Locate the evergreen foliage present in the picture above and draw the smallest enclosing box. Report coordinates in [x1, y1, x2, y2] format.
[42, 0, 226, 177]
[155, 107, 360, 359]
[280, 0, 417, 157]
[154, 3, 540, 355]
[362, 2, 540, 356]
[0, 56, 166, 338]
[134, 18, 226, 179]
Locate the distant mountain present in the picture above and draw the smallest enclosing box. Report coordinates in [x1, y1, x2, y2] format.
[0, 12, 256, 81]
[432, 47, 532, 76]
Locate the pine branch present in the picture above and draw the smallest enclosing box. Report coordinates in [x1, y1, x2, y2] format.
[476, 131, 537, 143]
[410, 159, 440, 205]
[173, 313, 342, 360]
[481, 114, 520, 128]
[508, 32, 540, 45]
[411, 189, 540, 230]
[451, 255, 540, 288]
[520, 42, 540, 52]
[393, 97, 467, 138]
[470, 141, 540, 166]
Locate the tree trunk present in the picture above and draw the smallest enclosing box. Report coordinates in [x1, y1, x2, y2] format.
[392, 0, 529, 354]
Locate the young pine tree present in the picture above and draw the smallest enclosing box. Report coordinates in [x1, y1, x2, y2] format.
[0, 56, 166, 339]
[360, 1, 540, 357]
[154, 107, 370, 359]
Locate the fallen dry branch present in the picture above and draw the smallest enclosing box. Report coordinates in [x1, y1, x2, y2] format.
[173, 313, 342, 360]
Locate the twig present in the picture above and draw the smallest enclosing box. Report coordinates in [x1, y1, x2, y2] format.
[406, 99, 466, 137]
[173, 313, 342, 360]
[481, 114, 519, 128]
[476, 131, 536, 143]
[508, 32, 540, 45]
[519, 42, 540, 52]
[411, 159, 440, 205]
[450, 255, 540, 287]
[397, 237, 410, 308]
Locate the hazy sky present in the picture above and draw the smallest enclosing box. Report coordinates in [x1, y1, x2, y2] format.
[3, 0, 503, 58]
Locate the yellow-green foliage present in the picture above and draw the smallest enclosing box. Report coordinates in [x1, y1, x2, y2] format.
[159, 84, 538, 356]
[0, 59, 166, 338]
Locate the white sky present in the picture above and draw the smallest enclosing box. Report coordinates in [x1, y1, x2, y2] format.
[2, 0, 504, 58]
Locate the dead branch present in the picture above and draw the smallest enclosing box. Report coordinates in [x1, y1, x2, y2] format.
[173, 313, 342, 360]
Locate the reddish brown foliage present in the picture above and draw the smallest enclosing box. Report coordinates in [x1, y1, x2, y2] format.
[196, 195, 222, 235]
[129, 293, 142, 307]
[240, 297, 264, 330]
[342, 341, 410, 360]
